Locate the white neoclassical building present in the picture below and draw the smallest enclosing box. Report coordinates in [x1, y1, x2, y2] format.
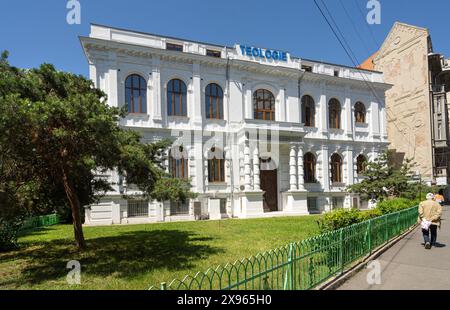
[80, 24, 390, 225]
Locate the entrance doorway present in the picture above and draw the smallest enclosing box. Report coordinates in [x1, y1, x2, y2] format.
[260, 158, 278, 212]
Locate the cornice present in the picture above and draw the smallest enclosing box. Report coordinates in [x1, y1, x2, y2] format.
[80, 36, 391, 91]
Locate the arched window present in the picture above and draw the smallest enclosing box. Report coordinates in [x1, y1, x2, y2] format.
[169, 146, 188, 179]
[304, 153, 316, 183]
[301, 95, 315, 127]
[205, 83, 223, 119]
[125, 74, 147, 114]
[167, 79, 187, 116]
[208, 147, 225, 183]
[331, 153, 343, 183]
[254, 89, 275, 121]
[355, 102, 366, 124]
[356, 154, 367, 175]
[329, 99, 341, 129]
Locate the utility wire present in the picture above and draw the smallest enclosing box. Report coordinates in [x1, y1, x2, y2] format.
[338, 0, 373, 57]
[312, 0, 417, 152]
[352, 0, 380, 48]
[319, 0, 360, 66]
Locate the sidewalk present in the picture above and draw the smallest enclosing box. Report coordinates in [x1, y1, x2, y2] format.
[338, 207, 450, 290]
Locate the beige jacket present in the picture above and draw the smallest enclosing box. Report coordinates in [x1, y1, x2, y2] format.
[418, 200, 443, 227]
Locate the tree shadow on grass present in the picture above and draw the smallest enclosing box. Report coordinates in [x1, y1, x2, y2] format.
[17, 227, 55, 238]
[3, 230, 221, 286]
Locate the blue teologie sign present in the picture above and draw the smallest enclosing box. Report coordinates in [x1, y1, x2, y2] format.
[239, 45, 288, 62]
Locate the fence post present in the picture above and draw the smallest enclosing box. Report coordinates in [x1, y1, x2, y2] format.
[283, 244, 293, 290]
[368, 220, 372, 255]
[385, 216, 388, 243]
[396, 212, 400, 235]
[290, 243, 296, 290]
[160, 282, 167, 290]
[339, 229, 344, 274]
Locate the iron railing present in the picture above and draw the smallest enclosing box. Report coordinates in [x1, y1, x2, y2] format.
[20, 214, 60, 231]
[127, 200, 149, 218]
[149, 206, 418, 290]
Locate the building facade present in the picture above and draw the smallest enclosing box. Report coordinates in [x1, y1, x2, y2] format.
[80, 24, 390, 225]
[360, 22, 450, 188]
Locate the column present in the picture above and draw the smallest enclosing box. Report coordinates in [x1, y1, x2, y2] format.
[321, 145, 330, 192]
[319, 91, 328, 134]
[278, 87, 286, 122]
[108, 68, 118, 108]
[188, 146, 197, 190]
[253, 147, 260, 191]
[346, 146, 354, 186]
[244, 138, 252, 191]
[289, 144, 298, 191]
[380, 102, 387, 139]
[370, 100, 380, 138]
[152, 57, 162, 121]
[297, 145, 305, 191]
[239, 149, 245, 186]
[193, 131, 204, 193]
[344, 96, 353, 137]
[224, 146, 234, 192]
[192, 62, 202, 125]
[107, 52, 118, 108]
[245, 87, 253, 120]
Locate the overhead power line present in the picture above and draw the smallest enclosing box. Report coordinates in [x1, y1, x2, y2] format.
[312, 0, 417, 152]
[338, 0, 373, 57]
[352, 0, 380, 49]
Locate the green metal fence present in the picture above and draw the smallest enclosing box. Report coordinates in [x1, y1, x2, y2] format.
[20, 214, 60, 231]
[149, 206, 418, 290]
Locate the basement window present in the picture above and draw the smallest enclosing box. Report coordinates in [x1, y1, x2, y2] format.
[302, 65, 312, 72]
[166, 42, 183, 52]
[206, 49, 221, 58]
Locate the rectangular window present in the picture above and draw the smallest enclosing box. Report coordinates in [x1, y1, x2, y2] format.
[170, 201, 190, 216]
[307, 197, 319, 213]
[206, 49, 221, 58]
[127, 200, 149, 218]
[332, 197, 344, 210]
[334, 70, 339, 77]
[302, 65, 312, 72]
[220, 199, 227, 214]
[435, 148, 447, 168]
[437, 122, 443, 140]
[352, 197, 359, 209]
[166, 42, 183, 52]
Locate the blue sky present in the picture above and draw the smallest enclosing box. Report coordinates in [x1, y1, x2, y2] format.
[1, 0, 449, 76]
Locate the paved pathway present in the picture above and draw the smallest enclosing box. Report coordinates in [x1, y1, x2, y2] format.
[338, 207, 450, 290]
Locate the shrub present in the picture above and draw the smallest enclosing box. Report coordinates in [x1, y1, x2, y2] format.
[317, 208, 361, 233]
[317, 198, 417, 233]
[0, 216, 25, 252]
[357, 208, 383, 222]
[0, 198, 26, 252]
[376, 198, 413, 215]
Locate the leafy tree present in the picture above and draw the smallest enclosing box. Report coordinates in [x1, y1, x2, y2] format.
[347, 151, 416, 202]
[0, 52, 195, 250]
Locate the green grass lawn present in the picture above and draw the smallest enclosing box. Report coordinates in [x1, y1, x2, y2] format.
[0, 216, 320, 290]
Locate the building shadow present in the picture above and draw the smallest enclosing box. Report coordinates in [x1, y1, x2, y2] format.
[4, 230, 221, 285]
